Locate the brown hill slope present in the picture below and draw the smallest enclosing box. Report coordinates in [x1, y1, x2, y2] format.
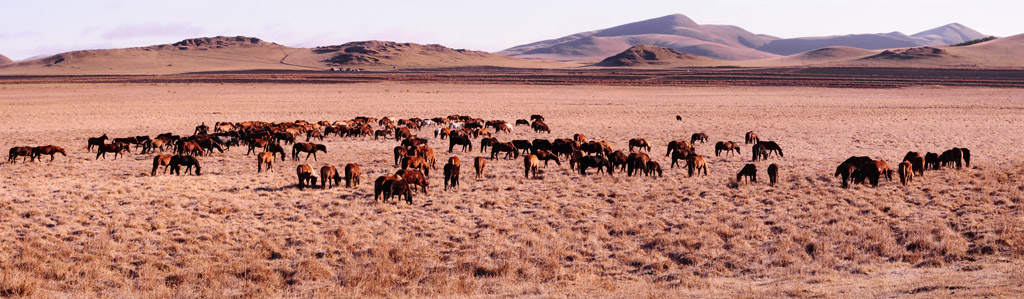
[0, 53, 12, 65]
[309, 41, 568, 69]
[593, 45, 719, 67]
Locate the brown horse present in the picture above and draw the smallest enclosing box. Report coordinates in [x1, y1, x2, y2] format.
[474, 157, 486, 179]
[532, 121, 550, 133]
[578, 155, 613, 176]
[292, 142, 327, 161]
[737, 164, 757, 183]
[665, 140, 692, 157]
[152, 154, 174, 176]
[924, 152, 940, 170]
[374, 175, 401, 201]
[8, 146, 32, 163]
[31, 145, 66, 161]
[345, 163, 361, 188]
[480, 137, 499, 153]
[178, 141, 203, 156]
[417, 145, 437, 170]
[321, 165, 342, 189]
[402, 156, 431, 177]
[448, 156, 461, 168]
[306, 129, 324, 142]
[265, 143, 287, 161]
[939, 148, 963, 169]
[690, 133, 708, 144]
[573, 133, 588, 144]
[645, 161, 663, 177]
[87, 134, 108, 152]
[686, 155, 708, 177]
[524, 154, 539, 179]
[515, 119, 529, 126]
[170, 155, 201, 176]
[444, 163, 460, 190]
[448, 135, 472, 153]
[714, 141, 741, 157]
[534, 150, 560, 166]
[296, 164, 317, 190]
[490, 142, 519, 160]
[898, 161, 913, 186]
[626, 152, 650, 177]
[767, 163, 779, 187]
[257, 152, 275, 173]
[903, 151, 925, 176]
[395, 169, 428, 194]
[670, 148, 694, 169]
[96, 142, 130, 160]
[628, 138, 650, 152]
[745, 131, 759, 144]
[247, 138, 270, 155]
[835, 156, 872, 188]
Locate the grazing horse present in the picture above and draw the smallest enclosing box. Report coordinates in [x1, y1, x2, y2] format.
[580, 141, 607, 156]
[670, 148, 695, 169]
[690, 133, 708, 144]
[676, 115, 682, 121]
[296, 164, 317, 190]
[306, 129, 324, 142]
[257, 152, 274, 173]
[169, 155, 201, 176]
[394, 146, 408, 167]
[402, 156, 431, 178]
[512, 140, 533, 155]
[374, 175, 401, 201]
[960, 148, 971, 168]
[579, 155, 613, 176]
[666, 140, 692, 157]
[852, 161, 885, 187]
[898, 161, 913, 186]
[758, 141, 784, 158]
[767, 163, 779, 187]
[534, 150, 561, 166]
[247, 139, 270, 156]
[645, 161, 663, 177]
[737, 164, 757, 183]
[490, 142, 519, 160]
[265, 143, 287, 161]
[394, 127, 413, 141]
[474, 157, 486, 179]
[433, 128, 449, 139]
[532, 139, 554, 152]
[417, 145, 438, 170]
[903, 151, 925, 176]
[626, 152, 651, 177]
[714, 141, 741, 157]
[178, 141, 203, 156]
[195, 139, 224, 156]
[515, 119, 529, 126]
[531, 121, 550, 133]
[608, 150, 629, 171]
[444, 163, 460, 190]
[686, 155, 709, 177]
[530, 115, 544, 122]
[292, 143, 327, 161]
[448, 135, 472, 153]
[496, 124, 512, 134]
[573, 134, 588, 144]
[751, 143, 767, 162]
[745, 131, 759, 144]
[320, 165, 342, 189]
[395, 169, 428, 194]
[87, 134, 108, 152]
[524, 154, 540, 179]
[345, 163, 361, 188]
[835, 156, 872, 188]
[389, 179, 414, 204]
[152, 154, 173, 176]
[31, 145, 66, 161]
[939, 148, 963, 169]
[96, 142, 130, 160]
[628, 138, 650, 152]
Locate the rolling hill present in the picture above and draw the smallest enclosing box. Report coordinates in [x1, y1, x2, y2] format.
[594, 45, 721, 67]
[0, 53, 12, 65]
[501, 14, 989, 61]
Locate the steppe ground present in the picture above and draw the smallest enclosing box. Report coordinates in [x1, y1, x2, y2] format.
[0, 83, 1022, 297]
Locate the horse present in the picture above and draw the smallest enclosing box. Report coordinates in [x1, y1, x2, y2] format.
[939, 148, 963, 169]
[394, 127, 413, 141]
[903, 151, 925, 176]
[737, 164, 757, 183]
[579, 155, 613, 176]
[898, 161, 913, 186]
[523, 155, 540, 179]
[344, 163, 361, 188]
[474, 157, 486, 179]
[767, 163, 779, 187]
[960, 148, 971, 168]
[274, 131, 295, 145]
[306, 129, 324, 142]
[496, 124, 512, 134]
[444, 163, 460, 190]
[515, 119, 530, 126]
[580, 141, 607, 156]
[265, 143, 287, 161]
[395, 169, 428, 194]
[8, 147, 32, 163]
[666, 140, 692, 157]
[690, 133, 708, 144]
[31, 145, 66, 161]
[608, 150, 629, 171]
[296, 164, 317, 190]
[532, 139, 553, 152]
[550, 139, 576, 159]
[490, 142, 519, 160]
[745, 131, 759, 144]
[195, 139, 224, 156]
[374, 175, 401, 201]
[751, 143, 767, 162]
[676, 115, 682, 121]
[714, 141, 741, 157]
[152, 154, 174, 176]
[512, 140, 533, 156]
[87, 134, 108, 152]
[417, 145, 437, 170]
[573, 134, 587, 144]
[402, 137, 428, 148]
[535, 150, 561, 166]
[626, 152, 651, 177]
[178, 141, 203, 156]
[170, 155, 201, 176]
[96, 143, 130, 160]
[292, 143, 327, 161]
[480, 137, 499, 153]
[686, 155, 709, 177]
[645, 161, 663, 177]
[531, 121, 550, 133]
[530, 115, 544, 122]
[247, 138, 270, 156]
[257, 152, 274, 173]
[924, 152, 940, 170]
[448, 135, 472, 153]
[401, 156, 431, 178]
[670, 148, 695, 169]
[321, 165, 342, 189]
[628, 138, 650, 152]
[448, 156, 461, 168]
[834, 156, 872, 188]
[758, 141, 784, 158]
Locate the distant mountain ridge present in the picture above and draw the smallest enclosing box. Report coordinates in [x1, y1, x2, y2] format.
[500, 14, 988, 60]
[0, 53, 12, 65]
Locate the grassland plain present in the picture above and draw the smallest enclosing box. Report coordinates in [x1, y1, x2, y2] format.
[0, 83, 1022, 297]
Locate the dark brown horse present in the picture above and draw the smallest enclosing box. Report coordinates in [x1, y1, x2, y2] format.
[690, 133, 708, 144]
[490, 142, 519, 160]
[474, 157, 486, 179]
[767, 163, 779, 187]
[714, 141, 740, 157]
[170, 155, 201, 176]
[626, 152, 650, 177]
[534, 150, 561, 166]
[578, 155, 613, 176]
[96, 142, 130, 160]
[321, 165, 342, 189]
[737, 164, 757, 183]
[448, 135, 472, 153]
[292, 142, 326, 161]
[395, 169, 428, 194]
[152, 154, 174, 176]
[531, 121, 550, 133]
[665, 140, 692, 157]
[745, 131, 759, 144]
[87, 134, 108, 152]
[645, 161, 663, 177]
[444, 163, 460, 190]
[8, 146, 32, 163]
[296, 164, 317, 190]
[345, 163, 361, 188]
[628, 138, 650, 152]
[374, 175, 401, 201]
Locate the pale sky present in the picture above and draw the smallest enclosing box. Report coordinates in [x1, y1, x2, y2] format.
[1, 0, 1020, 60]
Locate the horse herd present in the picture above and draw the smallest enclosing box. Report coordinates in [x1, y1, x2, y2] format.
[5, 114, 973, 204]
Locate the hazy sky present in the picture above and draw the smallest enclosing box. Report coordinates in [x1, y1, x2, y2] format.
[1, 0, 1020, 60]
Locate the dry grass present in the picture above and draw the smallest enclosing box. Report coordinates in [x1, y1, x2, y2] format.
[0, 83, 1022, 297]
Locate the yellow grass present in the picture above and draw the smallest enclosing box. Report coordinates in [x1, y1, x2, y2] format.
[0, 83, 1022, 297]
